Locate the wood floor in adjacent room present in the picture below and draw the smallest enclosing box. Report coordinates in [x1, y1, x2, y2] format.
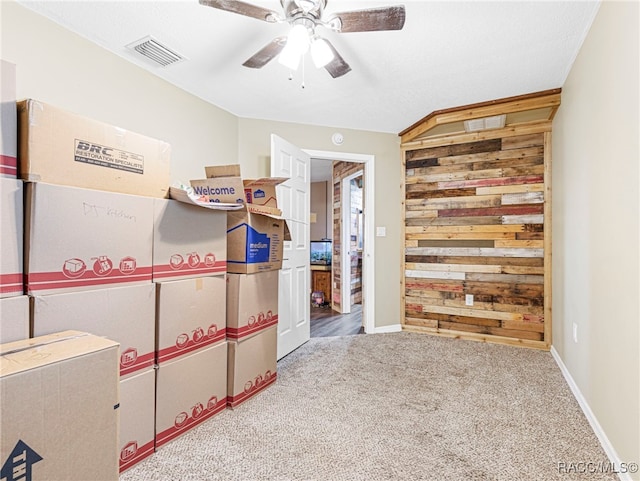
[310, 303, 363, 338]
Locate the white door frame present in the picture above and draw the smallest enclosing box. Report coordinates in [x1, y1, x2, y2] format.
[304, 149, 375, 334]
[341, 170, 364, 314]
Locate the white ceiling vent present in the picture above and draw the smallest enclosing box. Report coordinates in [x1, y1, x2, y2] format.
[464, 114, 506, 133]
[126, 36, 185, 67]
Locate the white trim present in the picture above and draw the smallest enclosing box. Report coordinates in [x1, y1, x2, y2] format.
[341, 169, 364, 314]
[373, 324, 402, 334]
[304, 149, 375, 335]
[550, 346, 631, 481]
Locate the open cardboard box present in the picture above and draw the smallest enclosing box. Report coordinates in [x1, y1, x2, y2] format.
[243, 177, 288, 208]
[227, 205, 290, 274]
[189, 164, 246, 205]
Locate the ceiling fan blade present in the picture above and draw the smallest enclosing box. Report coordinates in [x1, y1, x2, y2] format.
[323, 40, 351, 78]
[242, 37, 287, 68]
[199, 0, 281, 22]
[327, 5, 406, 33]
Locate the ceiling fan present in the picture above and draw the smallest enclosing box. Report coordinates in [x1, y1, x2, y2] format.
[199, 0, 406, 78]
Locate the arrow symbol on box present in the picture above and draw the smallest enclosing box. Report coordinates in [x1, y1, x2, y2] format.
[1, 440, 43, 481]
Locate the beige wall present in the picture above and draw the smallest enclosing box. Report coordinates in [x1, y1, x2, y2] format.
[553, 0, 639, 467]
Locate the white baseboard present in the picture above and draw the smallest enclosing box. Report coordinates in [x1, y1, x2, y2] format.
[551, 346, 634, 481]
[372, 324, 402, 334]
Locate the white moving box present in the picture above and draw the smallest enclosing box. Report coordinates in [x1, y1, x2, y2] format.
[24, 182, 154, 295]
[0, 331, 120, 481]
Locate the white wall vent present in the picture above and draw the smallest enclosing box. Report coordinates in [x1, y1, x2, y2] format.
[126, 36, 185, 67]
[464, 114, 506, 133]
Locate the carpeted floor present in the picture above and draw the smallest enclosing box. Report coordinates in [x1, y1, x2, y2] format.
[120, 332, 617, 481]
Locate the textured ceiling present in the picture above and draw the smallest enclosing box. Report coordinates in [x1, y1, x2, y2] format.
[16, 0, 600, 134]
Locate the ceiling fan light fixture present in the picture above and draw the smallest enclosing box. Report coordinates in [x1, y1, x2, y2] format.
[310, 37, 334, 68]
[278, 43, 302, 70]
[287, 24, 311, 55]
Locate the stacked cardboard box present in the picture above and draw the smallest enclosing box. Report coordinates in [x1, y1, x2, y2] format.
[0, 62, 28, 344]
[154, 276, 228, 449]
[0, 331, 120, 480]
[0, 61, 17, 177]
[222, 172, 289, 408]
[152, 191, 229, 449]
[13, 99, 172, 473]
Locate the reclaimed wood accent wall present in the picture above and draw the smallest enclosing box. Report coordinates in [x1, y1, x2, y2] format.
[332, 161, 364, 312]
[402, 130, 551, 349]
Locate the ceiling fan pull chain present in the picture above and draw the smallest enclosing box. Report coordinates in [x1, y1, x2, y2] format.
[301, 53, 306, 89]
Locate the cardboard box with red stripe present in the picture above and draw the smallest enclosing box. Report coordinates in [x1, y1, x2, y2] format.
[155, 276, 226, 365]
[119, 368, 155, 473]
[31, 283, 156, 378]
[0, 61, 17, 178]
[155, 342, 227, 449]
[24, 182, 154, 295]
[152, 198, 226, 281]
[226, 271, 278, 341]
[0, 295, 29, 344]
[227, 326, 277, 408]
[0, 178, 23, 298]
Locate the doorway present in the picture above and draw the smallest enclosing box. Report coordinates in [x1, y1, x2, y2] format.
[306, 149, 375, 334]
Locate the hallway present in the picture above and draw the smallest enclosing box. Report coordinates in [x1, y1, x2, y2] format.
[310, 304, 363, 338]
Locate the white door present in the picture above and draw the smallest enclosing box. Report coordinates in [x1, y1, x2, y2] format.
[270, 134, 310, 359]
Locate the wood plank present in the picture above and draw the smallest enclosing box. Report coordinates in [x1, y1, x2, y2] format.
[405, 139, 502, 162]
[494, 240, 543, 248]
[437, 146, 543, 166]
[407, 168, 503, 185]
[405, 158, 439, 169]
[401, 324, 550, 350]
[405, 270, 466, 280]
[437, 204, 544, 218]
[405, 317, 438, 328]
[543, 131, 552, 344]
[501, 320, 545, 333]
[465, 272, 544, 285]
[405, 263, 502, 273]
[501, 192, 544, 205]
[501, 133, 545, 150]
[406, 247, 544, 258]
[405, 215, 503, 226]
[405, 194, 502, 209]
[404, 255, 544, 267]
[423, 304, 523, 321]
[502, 214, 544, 224]
[408, 224, 525, 233]
[476, 183, 544, 195]
[438, 174, 544, 190]
[405, 187, 476, 200]
[406, 232, 516, 241]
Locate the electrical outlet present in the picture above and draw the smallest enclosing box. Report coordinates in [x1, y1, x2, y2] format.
[573, 323, 578, 343]
[465, 294, 474, 306]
